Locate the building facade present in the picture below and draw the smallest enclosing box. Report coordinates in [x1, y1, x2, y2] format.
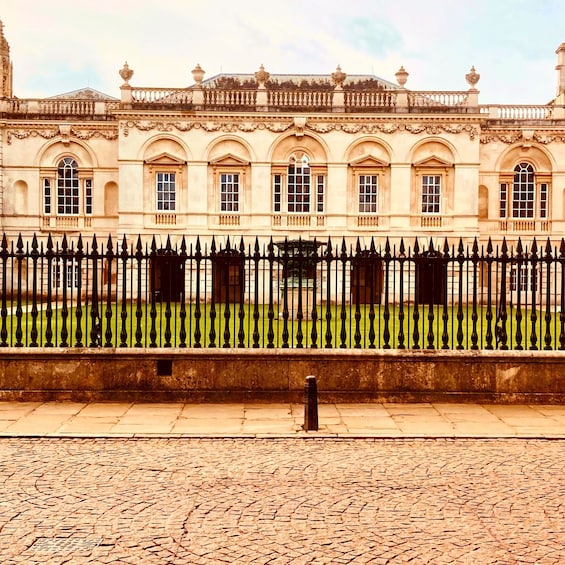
[1, 20, 565, 252]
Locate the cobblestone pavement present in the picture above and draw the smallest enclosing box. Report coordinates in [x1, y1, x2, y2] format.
[0, 438, 564, 564]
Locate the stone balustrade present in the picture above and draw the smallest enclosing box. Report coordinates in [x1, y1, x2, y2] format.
[409, 91, 469, 108]
[1, 87, 563, 120]
[131, 87, 193, 104]
[483, 105, 554, 119]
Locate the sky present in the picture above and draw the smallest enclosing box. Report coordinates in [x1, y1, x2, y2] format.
[2, 0, 565, 104]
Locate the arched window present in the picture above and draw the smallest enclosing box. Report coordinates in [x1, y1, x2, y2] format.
[512, 162, 535, 218]
[42, 157, 93, 217]
[288, 153, 310, 213]
[499, 162, 549, 222]
[273, 152, 325, 218]
[57, 157, 80, 215]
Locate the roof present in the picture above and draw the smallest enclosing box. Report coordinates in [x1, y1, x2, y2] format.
[46, 87, 118, 100]
[200, 72, 399, 90]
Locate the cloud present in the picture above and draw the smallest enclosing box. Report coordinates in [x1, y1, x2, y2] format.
[2, 0, 565, 102]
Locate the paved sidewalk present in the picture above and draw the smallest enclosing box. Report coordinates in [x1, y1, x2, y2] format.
[1, 401, 565, 437]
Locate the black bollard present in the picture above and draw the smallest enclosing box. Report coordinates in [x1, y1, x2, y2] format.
[303, 375, 319, 431]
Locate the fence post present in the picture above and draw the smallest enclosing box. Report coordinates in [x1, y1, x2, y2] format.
[303, 375, 319, 431]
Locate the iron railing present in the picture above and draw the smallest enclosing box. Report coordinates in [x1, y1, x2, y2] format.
[1, 233, 565, 350]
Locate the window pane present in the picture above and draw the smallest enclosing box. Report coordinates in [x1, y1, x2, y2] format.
[358, 175, 378, 213]
[421, 175, 441, 214]
[156, 172, 176, 211]
[287, 155, 310, 213]
[220, 172, 239, 212]
[57, 158, 79, 215]
[512, 163, 534, 219]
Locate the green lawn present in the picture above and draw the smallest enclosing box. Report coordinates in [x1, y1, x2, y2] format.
[2, 299, 563, 350]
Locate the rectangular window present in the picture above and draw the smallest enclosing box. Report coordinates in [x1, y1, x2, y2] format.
[58, 175, 79, 215]
[43, 179, 51, 214]
[288, 164, 310, 213]
[85, 179, 93, 215]
[316, 175, 325, 213]
[499, 183, 507, 218]
[273, 174, 282, 213]
[359, 175, 378, 213]
[220, 173, 239, 213]
[510, 266, 536, 293]
[156, 172, 176, 211]
[421, 175, 441, 214]
[540, 183, 548, 219]
[51, 262, 79, 289]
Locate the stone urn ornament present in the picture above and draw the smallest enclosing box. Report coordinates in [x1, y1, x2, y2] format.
[119, 62, 134, 86]
[466, 66, 480, 90]
[395, 66, 409, 88]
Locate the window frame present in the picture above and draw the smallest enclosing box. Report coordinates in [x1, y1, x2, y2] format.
[219, 172, 240, 213]
[499, 163, 551, 221]
[358, 174, 379, 214]
[272, 153, 327, 217]
[156, 171, 176, 212]
[41, 157, 93, 218]
[420, 174, 442, 215]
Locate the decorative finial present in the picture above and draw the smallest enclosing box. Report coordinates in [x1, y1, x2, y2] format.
[119, 62, 134, 86]
[395, 66, 409, 88]
[465, 65, 480, 90]
[331, 65, 347, 88]
[191, 64, 205, 85]
[255, 64, 270, 88]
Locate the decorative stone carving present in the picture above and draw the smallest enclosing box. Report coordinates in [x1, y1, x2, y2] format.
[122, 119, 293, 135]
[6, 129, 58, 144]
[293, 117, 307, 136]
[6, 126, 118, 143]
[254, 65, 270, 88]
[308, 121, 478, 139]
[480, 132, 522, 144]
[119, 62, 134, 86]
[59, 124, 71, 145]
[191, 64, 205, 85]
[465, 66, 480, 90]
[71, 128, 118, 140]
[331, 65, 346, 89]
[395, 66, 409, 88]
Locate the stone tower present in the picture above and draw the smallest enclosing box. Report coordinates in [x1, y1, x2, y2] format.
[0, 19, 13, 98]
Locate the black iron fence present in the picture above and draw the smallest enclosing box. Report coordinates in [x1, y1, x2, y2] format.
[2, 233, 565, 350]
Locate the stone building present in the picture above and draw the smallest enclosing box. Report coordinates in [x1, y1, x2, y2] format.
[1, 19, 565, 253]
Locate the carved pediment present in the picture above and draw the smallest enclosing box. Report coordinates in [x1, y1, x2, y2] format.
[209, 153, 249, 166]
[48, 87, 118, 101]
[413, 155, 452, 168]
[145, 152, 186, 165]
[349, 154, 389, 168]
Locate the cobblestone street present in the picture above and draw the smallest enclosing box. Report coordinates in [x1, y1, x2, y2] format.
[0, 437, 564, 564]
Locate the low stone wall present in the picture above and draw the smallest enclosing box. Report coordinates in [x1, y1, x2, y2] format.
[1, 348, 565, 403]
